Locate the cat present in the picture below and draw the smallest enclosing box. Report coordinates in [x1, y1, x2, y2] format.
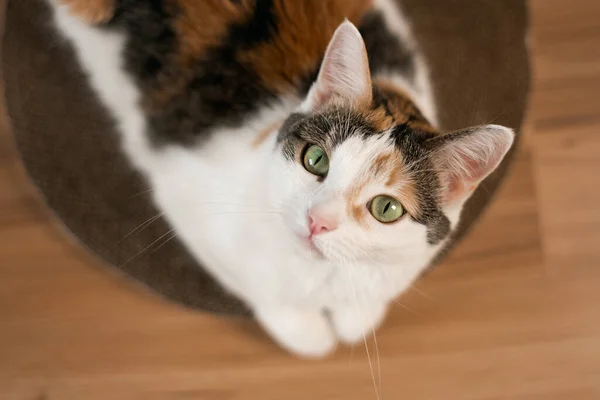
[49, 0, 513, 357]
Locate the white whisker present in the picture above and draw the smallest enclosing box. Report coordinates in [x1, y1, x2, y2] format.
[371, 324, 382, 397]
[119, 212, 164, 242]
[203, 211, 282, 217]
[123, 228, 175, 264]
[338, 256, 382, 400]
[150, 231, 178, 254]
[128, 188, 154, 198]
[392, 298, 420, 315]
[409, 284, 433, 300]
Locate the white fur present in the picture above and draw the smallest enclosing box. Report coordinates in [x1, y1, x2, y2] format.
[49, 0, 506, 357]
[50, 5, 156, 173]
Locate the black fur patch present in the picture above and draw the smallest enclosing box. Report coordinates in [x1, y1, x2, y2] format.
[111, 4, 416, 146]
[113, 0, 280, 146]
[360, 11, 416, 83]
[113, 0, 177, 86]
[230, 0, 277, 48]
[277, 107, 379, 161]
[390, 125, 451, 244]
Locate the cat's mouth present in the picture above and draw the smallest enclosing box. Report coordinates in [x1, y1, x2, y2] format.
[297, 235, 326, 259]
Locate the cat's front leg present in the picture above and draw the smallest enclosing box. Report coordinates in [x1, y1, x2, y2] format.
[254, 305, 337, 358]
[330, 302, 389, 345]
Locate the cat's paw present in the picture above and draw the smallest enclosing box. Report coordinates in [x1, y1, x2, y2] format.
[330, 303, 388, 345]
[254, 306, 336, 358]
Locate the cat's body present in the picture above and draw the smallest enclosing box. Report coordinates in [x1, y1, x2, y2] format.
[50, 0, 513, 357]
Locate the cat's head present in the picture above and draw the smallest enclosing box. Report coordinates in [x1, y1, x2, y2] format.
[268, 21, 513, 264]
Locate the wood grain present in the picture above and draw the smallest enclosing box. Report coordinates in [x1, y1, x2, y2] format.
[1, 0, 600, 398]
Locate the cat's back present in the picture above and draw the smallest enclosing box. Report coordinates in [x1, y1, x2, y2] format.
[52, 0, 433, 146]
[110, 0, 429, 144]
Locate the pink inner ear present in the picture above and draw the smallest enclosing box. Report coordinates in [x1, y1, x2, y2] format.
[442, 144, 508, 206]
[311, 84, 334, 110]
[304, 21, 372, 111]
[464, 156, 491, 181]
[444, 156, 485, 204]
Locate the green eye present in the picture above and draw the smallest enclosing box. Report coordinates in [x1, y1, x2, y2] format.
[302, 144, 329, 177]
[369, 195, 405, 223]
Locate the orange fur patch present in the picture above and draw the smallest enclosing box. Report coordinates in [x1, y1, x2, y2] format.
[360, 105, 396, 132]
[346, 149, 421, 226]
[346, 179, 369, 228]
[146, 0, 255, 108]
[60, 0, 115, 24]
[371, 153, 394, 176]
[373, 152, 420, 217]
[348, 79, 438, 133]
[239, 0, 373, 93]
[372, 79, 437, 132]
[372, 151, 407, 189]
[351, 204, 368, 227]
[171, 0, 254, 66]
[392, 179, 420, 218]
[345, 152, 397, 227]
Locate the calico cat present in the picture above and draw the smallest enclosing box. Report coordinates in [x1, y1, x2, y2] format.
[49, 0, 513, 357]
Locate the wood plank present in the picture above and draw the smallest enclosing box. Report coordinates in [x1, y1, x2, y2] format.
[1, 0, 600, 398]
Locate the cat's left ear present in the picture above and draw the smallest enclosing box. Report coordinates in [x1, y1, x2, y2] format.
[302, 20, 372, 112]
[428, 124, 514, 207]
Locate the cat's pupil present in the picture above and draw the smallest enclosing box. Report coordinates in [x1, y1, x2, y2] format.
[383, 201, 391, 214]
[313, 155, 322, 165]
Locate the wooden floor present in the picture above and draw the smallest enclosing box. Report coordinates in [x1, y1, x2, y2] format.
[2, 1, 600, 399]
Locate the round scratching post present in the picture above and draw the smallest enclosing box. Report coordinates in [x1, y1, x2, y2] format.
[2, 0, 530, 316]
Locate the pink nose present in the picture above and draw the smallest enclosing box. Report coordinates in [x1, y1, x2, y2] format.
[308, 212, 338, 237]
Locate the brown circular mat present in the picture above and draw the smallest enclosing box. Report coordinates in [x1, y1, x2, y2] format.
[2, 0, 530, 316]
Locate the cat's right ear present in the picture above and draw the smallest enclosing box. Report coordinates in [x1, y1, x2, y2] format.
[427, 124, 514, 207]
[301, 20, 373, 112]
